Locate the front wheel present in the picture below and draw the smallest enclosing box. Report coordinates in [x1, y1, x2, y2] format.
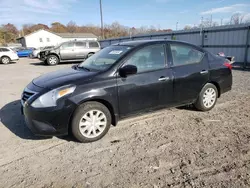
[47, 55, 59, 66]
[1, 56, 11, 64]
[71, 102, 111, 143]
[194, 83, 218, 111]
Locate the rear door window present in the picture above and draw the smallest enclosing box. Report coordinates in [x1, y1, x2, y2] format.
[0, 48, 10, 52]
[170, 44, 204, 66]
[75, 42, 87, 48]
[89, 42, 99, 48]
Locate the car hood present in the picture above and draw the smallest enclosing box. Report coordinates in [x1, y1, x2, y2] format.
[32, 67, 97, 89]
[33, 50, 40, 54]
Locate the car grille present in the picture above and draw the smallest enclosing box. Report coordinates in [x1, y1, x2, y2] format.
[40, 51, 47, 59]
[21, 88, 37, 105]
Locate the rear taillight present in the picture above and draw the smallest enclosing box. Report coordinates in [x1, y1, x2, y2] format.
[223, 62, 232, 70]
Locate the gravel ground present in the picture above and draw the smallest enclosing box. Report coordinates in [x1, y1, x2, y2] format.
[0, 58, 250, 188]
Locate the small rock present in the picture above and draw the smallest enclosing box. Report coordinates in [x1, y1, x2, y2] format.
[110, 139, 120, 144]
[170, 168, 175, 174]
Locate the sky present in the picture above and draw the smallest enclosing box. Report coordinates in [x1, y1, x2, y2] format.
[0, 0, 250, 30]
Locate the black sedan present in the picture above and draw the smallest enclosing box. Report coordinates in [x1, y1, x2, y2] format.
[21, 40, 232, 142]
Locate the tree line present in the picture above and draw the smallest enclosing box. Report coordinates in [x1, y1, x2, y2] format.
[1, 13, 250, 44]
[184, 13, 250, 30]
[0, 21, 172, 44]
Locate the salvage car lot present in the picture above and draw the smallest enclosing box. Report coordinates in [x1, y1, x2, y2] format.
[0, 58, 250, 187]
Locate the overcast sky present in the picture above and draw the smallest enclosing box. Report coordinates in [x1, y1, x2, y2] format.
[0, 0, 250, 29]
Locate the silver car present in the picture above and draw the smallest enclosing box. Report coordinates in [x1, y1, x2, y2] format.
[30, 46, 54, 58]
[39, 41, 100, 65]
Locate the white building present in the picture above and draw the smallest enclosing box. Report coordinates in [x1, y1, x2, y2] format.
[16, 29, 98, 48]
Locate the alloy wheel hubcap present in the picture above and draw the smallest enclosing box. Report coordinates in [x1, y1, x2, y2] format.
[79, 110, 107, 138]
[2, 57, 9, 64]
[203, 88, 216, 108]
[49, 57, 57, 64]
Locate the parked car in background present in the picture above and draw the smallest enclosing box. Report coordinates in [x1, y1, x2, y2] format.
[0, 47, 19, 64]
[21, 40, 232, 142]
[17, 48, 36, 57]
[39, 41, 100, 65]
[30, 46, 54, 59]
[11, 47, 25, 52]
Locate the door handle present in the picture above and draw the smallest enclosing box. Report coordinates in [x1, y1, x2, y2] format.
[158, 77, 170, 81]
[200, 70, 208, 74]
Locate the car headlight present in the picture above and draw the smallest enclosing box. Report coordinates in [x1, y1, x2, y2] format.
[31, 85, 76, 108]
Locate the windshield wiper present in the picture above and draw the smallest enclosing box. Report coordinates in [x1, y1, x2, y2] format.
[77, 65, 90, 71]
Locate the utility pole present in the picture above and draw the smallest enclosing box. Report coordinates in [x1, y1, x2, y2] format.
[176, 22, 178, 31]
[200, 17, 203, 36]
[221, 18, 223, 26]
[210, 14, 213, 27]
[99, 0, 104, 39]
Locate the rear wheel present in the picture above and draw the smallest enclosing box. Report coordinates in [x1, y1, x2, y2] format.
[71, 102, 111, 143]
[47, 55, 59, 66]
[87, 53, 94, 58]
[194, 83, 218, 111]
[1, 56, 11, 64]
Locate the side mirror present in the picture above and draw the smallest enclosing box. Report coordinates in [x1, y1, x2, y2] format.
[119, 65, 137, 77]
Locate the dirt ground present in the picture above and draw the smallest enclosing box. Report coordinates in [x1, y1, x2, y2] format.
[0, 58, 250, 188]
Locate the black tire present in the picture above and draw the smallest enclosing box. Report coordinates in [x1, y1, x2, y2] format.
[87, 53, 94, 58]
[194, 83, 218, 111]
[1, 56, 11, 64]
[46, 54, 59, 66]
[71, 102, 111, 143]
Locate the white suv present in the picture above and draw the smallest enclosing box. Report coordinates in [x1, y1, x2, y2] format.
[0, 47, 19, 64]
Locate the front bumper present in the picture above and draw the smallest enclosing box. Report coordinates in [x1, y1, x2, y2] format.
[39, 53, 48, 61]
[22, 100, 77, 136]
[29, 54, 35, 58]
[39, 57, 47, 61]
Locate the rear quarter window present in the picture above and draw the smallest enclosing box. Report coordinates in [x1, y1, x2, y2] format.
[75, 42, 87, 48]
[89, 42, 99, 48]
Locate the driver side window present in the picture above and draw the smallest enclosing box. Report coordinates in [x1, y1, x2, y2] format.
[124, 44, 166, 73]
[61, 42, 74, 50]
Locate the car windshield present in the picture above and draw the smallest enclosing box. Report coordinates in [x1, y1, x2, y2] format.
[78, 45, 132, 71]
[54, 43, 62, 49]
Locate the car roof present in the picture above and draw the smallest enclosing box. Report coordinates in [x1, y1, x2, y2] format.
[113, 39, 203, 50]
[112, 39, 205, 51]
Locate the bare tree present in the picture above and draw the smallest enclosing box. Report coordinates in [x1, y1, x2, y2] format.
[67, 21, 77, 33]
[184, 25, 192, 30]
[244, 16, 250, 23]
[50, 22, 67, 33]
[230, 13, 244, 25]
[212, 21, 219, 27]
